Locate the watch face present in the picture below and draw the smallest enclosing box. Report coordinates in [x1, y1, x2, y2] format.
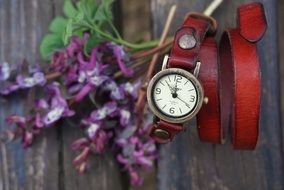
[147, 68, 204, 123]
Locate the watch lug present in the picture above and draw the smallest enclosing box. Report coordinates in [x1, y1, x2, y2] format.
[162, 55, 169, 70]
[193, 61, 201, 77]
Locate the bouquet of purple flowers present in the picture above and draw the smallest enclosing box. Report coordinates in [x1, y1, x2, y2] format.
[0, 0, 171, 186]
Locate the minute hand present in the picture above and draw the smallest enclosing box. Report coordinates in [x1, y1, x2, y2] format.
[165, 81, 174, 93]
[176, 96, 190, 108]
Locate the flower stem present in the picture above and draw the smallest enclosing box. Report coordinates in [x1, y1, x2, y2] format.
[84, 22, 159, 50]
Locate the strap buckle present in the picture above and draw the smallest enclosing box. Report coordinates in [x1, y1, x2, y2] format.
[184, 12, 217, 34]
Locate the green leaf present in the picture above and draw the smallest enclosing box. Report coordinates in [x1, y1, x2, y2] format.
[49, 17, 67, 34]
[84, 33, 100, 54]
[40, 34, 64, 59]
[63, 19, 74, 45]
[94, 0, 114, 22]
[63, 0, 78, 18]
[74, 11, 84, 23]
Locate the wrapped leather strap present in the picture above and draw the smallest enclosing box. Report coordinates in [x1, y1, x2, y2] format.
[150, 121, 183, 144]
[196, 37, 222, 144]
[219, 3, 267, 149]
[168, 14, 214, 70]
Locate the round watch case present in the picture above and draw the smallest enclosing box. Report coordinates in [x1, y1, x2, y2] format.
[147, 68, 204, 124]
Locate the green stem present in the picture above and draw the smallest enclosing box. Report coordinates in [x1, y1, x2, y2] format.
[84, 22, 159, 50]
[107, 20, 122, 40]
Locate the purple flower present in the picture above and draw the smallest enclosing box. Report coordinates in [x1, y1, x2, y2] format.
[2, 33, 157, 186]
[0, 83, 20, 95]
[0, 62, 47, 95]
[129, 168, 143, 186]
[92, 130, 109, 153]
[22, 131, 34, 149]
[87, 123, 100, 139]
[105, 43, 133, 77]
[70, 48, 109, 102]
[119, 109, 131, 126]
[42, 83, 75, 125]
[66, 33, 89, 57]
[50, 51, 67, 72]
[110, 85, 125, 100]
[34, 99, 49, 109]
[74, 83, 93, 102]
[0, 62, 10, 81]
[43, 107, 65, 125]
[72, 147, 91, 174]
[122, 82, 141, 99]
[16, 72, 46, 88]
[6, 115, 26, 127]
[72, 138, 90, 150]
[90, 101, 117, 121]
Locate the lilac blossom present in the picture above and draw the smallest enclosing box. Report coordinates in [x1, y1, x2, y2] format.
[2, 34, 157, 186]
[42, 83, 75, 125]
[71, 79, 157, 185]
[5, 82, 75, 148]
[105, 43, 134, 77]
[0, 62, 46, 95]
[0, 62, 11, 81]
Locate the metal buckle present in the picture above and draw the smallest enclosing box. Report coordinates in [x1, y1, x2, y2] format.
[161, 55, 169, 70]
[193, 61, 201, 77]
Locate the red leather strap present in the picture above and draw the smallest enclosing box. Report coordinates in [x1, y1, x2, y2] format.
[238, 2, 267, 42]
[150, 14, 216, 143]
[150, 121, 183, 144]
[219, 3, 266, 149]
[196, 37, 223, 144]
[220, 29, 260, 149]
[167, 14, 214, 70]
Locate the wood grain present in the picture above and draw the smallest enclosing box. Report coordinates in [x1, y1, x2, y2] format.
[61, 125, 127, 190]
[1, 0, 283, 190]
[0, 1, 61, 190]
[151, 0, 284, 190]
[279, 0, 284, 154]
[0, 1, 125, 190]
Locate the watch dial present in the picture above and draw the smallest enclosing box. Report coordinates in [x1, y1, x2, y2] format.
[152, 73, 198, 118]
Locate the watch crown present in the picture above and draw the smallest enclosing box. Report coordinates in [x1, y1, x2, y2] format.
[203, 97, 209, 104]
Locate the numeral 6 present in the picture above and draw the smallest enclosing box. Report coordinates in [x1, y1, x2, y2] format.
[169, 107, 175, 114]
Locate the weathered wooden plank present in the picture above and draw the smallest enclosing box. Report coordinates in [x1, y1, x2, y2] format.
[279, 0, 284, 153]
[61, 126, 127, 190]
[0, 1, 127, 190]
[0, 0, 62, 190]
[151, 0, 283, 190]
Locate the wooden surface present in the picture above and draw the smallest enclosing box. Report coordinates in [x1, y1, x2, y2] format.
[0, 0, 283, 190]
[151, 0, 283, 190]
[0, 1, 125, 190]
[279, 0, 284, 151]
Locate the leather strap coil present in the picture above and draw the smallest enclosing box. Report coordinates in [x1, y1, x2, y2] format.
[219, 2, 267, 149]
[196, 37, 223, 144]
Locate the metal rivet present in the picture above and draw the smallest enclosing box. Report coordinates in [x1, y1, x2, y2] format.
[154, 129, 170, 140]
[178, 34, 196, 49]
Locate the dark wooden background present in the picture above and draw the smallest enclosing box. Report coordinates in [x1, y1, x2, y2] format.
[0, 0, 283, 190]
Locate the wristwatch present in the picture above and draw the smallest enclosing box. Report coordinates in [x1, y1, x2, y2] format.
[147, 13, 217, 143]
